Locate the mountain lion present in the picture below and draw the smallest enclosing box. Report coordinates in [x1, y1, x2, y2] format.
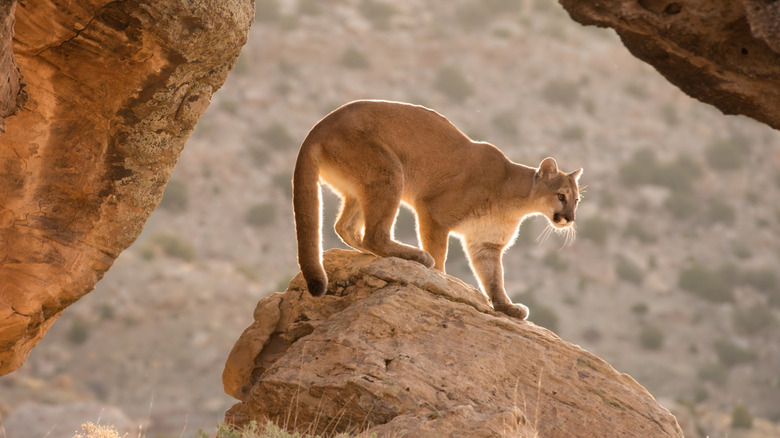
[293, 100, 582, 319]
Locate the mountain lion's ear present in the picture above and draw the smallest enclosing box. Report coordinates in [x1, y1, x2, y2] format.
[536, 157, 558, 181]
[569, 168, 583, 182]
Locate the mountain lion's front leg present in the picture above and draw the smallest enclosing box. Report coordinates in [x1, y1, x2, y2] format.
[466, 242, 529, 320]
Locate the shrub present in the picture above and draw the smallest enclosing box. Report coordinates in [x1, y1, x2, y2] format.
[434, 66, 474, 103]
[742, 268, 780, 306]
[631, 302, 649, 316]
[139, 245, 155, 261]
[731, 404, 753, 429]
[455, 1, 493, 32]
[581, 327, 602, 343]
[678, 264, 734, 303]
[733, 304, 775, 335]
[742, 268, 777, 293]
[273, 79, 291, 96]
[542, 250, 568, 270]
[233, 53, 250, 76]
[619, 148, 657, 187]
[359, 0, 396, 30]
[99, 303, 115, 321]
[577, 216, 610, 245]
[74, 422, 121, 438]
[619, 148, 700, 192]
[659, 103, 680, 127]
[559, 124, 586, 143]
[664, 192, 697, 220]
[697, 362, 729, 384]
[706, 136, 745, 171]
[491, 111, 518, 139]
[623, 81, 648, 100]
[272, 171, 293, 198]
[298, 0, 322, 16]
[341, 46, 370, 69]
[616, 257, 643, 285]
[693, 384, 709, 403]
[393, 207, 418, 242]
[247, 144, 270, 168]
[211, 420, 379, 438]
[713, 338, 757, 367]
[705, 199, 736, 226]
[259, 122, 295, 150]
[661, 155, 700, 192]
[540, 79, 580, 107]
[235, 264, 260, 283]
[648, 254, 657, 270]
[245, 203, 277, 228]
[529, 304, 560, 333]
[446, 236, 470, 270]
[639, 324, 664, 350]
[454, 0, 523, 31]
[219, 98, 239, 115]
[255, 0, 280, 22]
[149, 233, 195, 262]
[68, 317, 90, 345]
[159, 179, 189, 213]
[623, 220, 657, 244]
[731, 241, 752, 259]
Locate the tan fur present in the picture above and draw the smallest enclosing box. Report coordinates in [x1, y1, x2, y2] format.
[292, 100, 582, 319]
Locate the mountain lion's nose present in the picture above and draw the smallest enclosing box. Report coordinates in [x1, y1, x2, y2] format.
[554, 213, 575, 224]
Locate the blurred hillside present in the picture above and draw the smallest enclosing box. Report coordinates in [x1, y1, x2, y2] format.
[3, 0, 780, 436]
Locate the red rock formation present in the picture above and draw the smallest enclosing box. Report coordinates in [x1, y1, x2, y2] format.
[559, 0, 780, 130]
[0, 0, 26, 133]
[223, 250, 684, 437]
[0, 0, 253, 375]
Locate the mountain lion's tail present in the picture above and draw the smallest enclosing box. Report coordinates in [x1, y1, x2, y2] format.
[293, 140, 327, 296]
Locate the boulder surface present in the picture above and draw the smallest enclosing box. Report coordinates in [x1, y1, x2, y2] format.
[223, 249, 683, 437]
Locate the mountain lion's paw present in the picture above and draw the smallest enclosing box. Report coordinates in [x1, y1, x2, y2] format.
[494, 302, 529, 320]
[419, 251, 435, 268]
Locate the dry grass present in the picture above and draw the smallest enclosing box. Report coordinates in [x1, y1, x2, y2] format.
[214, 420, 372, 437]
[72, 422, 123, 438]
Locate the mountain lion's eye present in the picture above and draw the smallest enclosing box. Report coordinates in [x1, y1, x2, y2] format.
[557, 194, 565, 202]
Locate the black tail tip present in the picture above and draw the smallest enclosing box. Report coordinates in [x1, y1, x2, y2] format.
[306, 278, 327, 297]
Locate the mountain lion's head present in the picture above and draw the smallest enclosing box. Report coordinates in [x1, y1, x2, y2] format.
[532, 157, 582, 229]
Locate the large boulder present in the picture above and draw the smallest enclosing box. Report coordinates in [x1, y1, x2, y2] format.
[559, 0, 780, 130]
[0, 0, 253, 375]
[223, 250, 683, 437]
[0, 1, 26, 133]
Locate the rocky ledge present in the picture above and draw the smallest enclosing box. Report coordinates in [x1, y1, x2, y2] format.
[222, 249, 683, 437]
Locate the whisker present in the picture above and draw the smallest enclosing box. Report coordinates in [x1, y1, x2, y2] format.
[536, 224, 553, 245]
[559, 226, 570, 251]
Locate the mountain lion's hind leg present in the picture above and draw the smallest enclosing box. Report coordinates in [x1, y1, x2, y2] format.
[360, 186, 435, 268]
[334, 195, 364, 250]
